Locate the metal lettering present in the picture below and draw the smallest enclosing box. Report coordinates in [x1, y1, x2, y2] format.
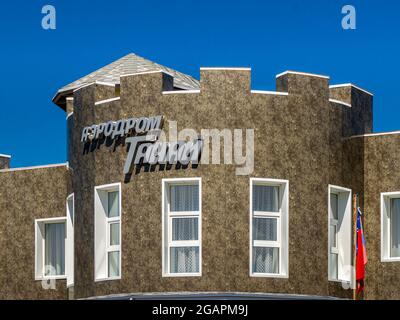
[104, 121, 115, 137]
[81, 127, 89, 142]
[112, 120, 126, 139]
[95, 123, 106, 139]
[136, 117, 148, 133]
[125, 118, 136, 135]
[146, 115, 162, 131]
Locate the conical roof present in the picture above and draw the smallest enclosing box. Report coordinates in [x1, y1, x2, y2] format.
[53, 53, 199, 109]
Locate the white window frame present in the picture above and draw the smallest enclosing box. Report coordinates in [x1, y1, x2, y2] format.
[328, 185, 352, 283]
[66, 193, 74, 287]
[94, 182, 122, 281]
[249, 178, 289, 278]
[35, 217, 67, 280]
[381, 191, 400, 262]
[329, 192, 339, 278]
[162, 177, 202, 277]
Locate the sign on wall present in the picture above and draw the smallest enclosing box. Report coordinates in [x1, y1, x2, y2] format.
[81, 115, 202, 175]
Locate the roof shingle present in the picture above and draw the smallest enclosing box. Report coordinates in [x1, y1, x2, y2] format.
[53, 53, 199, 109]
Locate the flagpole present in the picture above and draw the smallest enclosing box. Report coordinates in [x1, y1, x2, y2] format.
[353, 193, 358, 301]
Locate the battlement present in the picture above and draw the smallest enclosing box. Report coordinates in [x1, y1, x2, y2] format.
[0, 154, 11, 170]
[54, 54, 374, 140]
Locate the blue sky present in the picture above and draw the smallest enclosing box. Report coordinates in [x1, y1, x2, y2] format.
[0, 0, 399, 167]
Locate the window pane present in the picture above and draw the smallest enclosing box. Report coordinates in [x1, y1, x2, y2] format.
[170, 184, 199, 212]
[108, 251, 120, 277]
[172, 218, 198, 241]
[391, 198, 400, 257]
[170, 247, 199, 273]
[45, 223, 65, 276]
[253, 218, 277, 241]
[110, 223, 120, 246]
[330, 225, 337, 248]
[252, 247, 279, 274]
[108, 191, 119, 218]
[329, 253, 338, 280]
[253, 185, 279, 212]
[330, 193, 338, 220]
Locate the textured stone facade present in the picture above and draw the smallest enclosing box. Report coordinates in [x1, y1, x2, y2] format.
[0, 65, 398, 300]
[67, 70, 361, 299]
[0, 165, 69, 299]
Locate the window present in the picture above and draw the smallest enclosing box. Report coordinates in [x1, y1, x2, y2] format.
[94, 183, 121, 281]
[162, 178, 201, 276]
[381, 192, 400, 261]
[328, 185, 352, 282]
[107, 191, 120, 277]
[35, 217, 67, 279]
[329, 193, 339, 280]
[66, 194, 74, 287]
[250, 178, 289, 278]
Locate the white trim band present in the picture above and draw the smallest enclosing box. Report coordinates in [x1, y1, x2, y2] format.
[276, 71, 330, 80]
[329, 99, 352, 108]
[251, 90, 288, 96]
[200, 67, 251, 71]
[347, 130, 400, 139]
[0, 163, 67, 173]
[95, 81, 116, 87]
[0, 154, 11, 158]
[162, 89, 200, 95]
[95, 97, 121, 106]
[349, 131, 400, 139]
[329, 84, 373, 96]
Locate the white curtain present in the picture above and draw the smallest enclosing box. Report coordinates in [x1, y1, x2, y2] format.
[253, 218, 277, 241]
[253, 247, 279, 274]
[391, 199, 400, 257]
[45, 223, 65, 276]
[253, 185, 279, 212]
[171, 185, 199, 211]
[171, 247, 199, 273]
[173, 218, 198, 241]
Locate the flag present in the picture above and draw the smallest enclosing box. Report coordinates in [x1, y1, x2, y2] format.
[356, 207, 367, 294]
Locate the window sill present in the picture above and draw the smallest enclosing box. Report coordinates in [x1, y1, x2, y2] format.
[328, 278, 351, 284]
[250, 273, 288, 279]
[95, 276, 121, 282]
[382, 257, 400, 262]
[35, 275, 67, 281]
[162, 273, 202, 278]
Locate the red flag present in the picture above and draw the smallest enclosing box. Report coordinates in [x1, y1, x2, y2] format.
[356, 208, 367, 294]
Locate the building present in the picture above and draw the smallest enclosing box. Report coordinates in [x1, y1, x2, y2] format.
[0, 53, 399, 300]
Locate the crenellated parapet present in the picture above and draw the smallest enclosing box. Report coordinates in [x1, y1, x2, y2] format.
[329, 84, 373, 135]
